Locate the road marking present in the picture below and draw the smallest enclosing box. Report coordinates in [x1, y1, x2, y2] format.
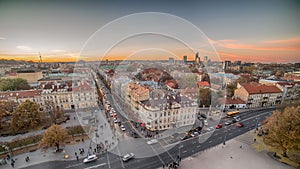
[150, 145, 165, 165]
[84, 163, 106, 169]
[116, 145, 124, 169]
[106, 152, 112, 169]
[182, 150, 187, 153]
[65, 163, 83, 168]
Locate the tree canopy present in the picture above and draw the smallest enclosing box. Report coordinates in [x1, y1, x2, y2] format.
[11, 100, 41, 132]
[0, 78, 30, 91]
[263, 106, 300, 157]
[39, 124, 68, 151]
[199, 88, 211, 107]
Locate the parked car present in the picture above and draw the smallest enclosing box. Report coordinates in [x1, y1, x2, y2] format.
[147, 139, 158, 145]
[204, 120, 208, 126]
[181, 135, 190, 141]
[113, 118, 118, 123]
[120, 125, 126, 131]
[200, 114, 207, 119]
[83, 155, 98, 163]
[122, 153, 135, 162]
[236, 123, 244, 127]
[117, 120, 122, 126]
[216, 124, 223, 129]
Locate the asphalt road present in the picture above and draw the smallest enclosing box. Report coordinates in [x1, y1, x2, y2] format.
[22, 107, 274, 169]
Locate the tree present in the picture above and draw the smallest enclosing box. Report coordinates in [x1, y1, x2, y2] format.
[226, 84, 237, 97]
[39, 124, 68, 151]
[0, 78, 30, 91]
[199, 88, 211, 107]
[11, 100, 41, 132]
[44, 101, 64, 124]
[263, 106, 300, 157]
[0, 101, 17, 129]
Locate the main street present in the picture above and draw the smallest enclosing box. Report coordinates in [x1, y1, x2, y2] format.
[22, 107, 274, 169]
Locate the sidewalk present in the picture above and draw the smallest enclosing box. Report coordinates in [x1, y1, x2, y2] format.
[1, 138, 101, 169]
[174, 130, 294, 169]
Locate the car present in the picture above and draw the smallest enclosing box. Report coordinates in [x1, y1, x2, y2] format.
[216, 124, 223, 129]
[117, 120, 122, 126]
[236, 123, 244, 127]
[204, 120, 208, 126]
[122, 153, 135, 162]
[147, 139, 158, 145]
[200, 114, 207, 119]
[191, 132, 199, 137]
[225, 120, 232, 126]
[231, 119, 237, 123]
[195, 126, 202, 132]
[233, 116, 241, 121]
[207, 127, 214, 132]
[83, 155, 98, 163]
[120, 125, 126, 131]
[113, 118, 118, 123]
[181, 135, 191, 141]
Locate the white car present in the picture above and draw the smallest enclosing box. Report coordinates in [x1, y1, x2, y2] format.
[204, 120, 208, 126]
[83, 155, 98, 163]
[147, 139, 158, 145]
[122, 153, 135, 162]
[207, 127, 214, 132]
[113, 118, 118, 123]
[121, 125, 126, 131]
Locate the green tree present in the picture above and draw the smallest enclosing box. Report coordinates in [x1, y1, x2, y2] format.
[11, 100, 41, 132]
[39, 124, 68, 151]
[0, 78, 30, 91]
[199, 88, 211, 107]
[263, 106, 300, 157]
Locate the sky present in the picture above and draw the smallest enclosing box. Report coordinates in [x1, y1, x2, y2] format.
[0, 0, 299, 63]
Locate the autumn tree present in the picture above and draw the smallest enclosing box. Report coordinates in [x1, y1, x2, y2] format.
[0, 101, 17, 129]
[199, 88, 211, 107]
[11, 100, 41, 132]
[39, 124, 68, 151]
[263, 106, 300, 157]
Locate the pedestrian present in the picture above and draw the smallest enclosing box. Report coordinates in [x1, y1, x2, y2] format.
[254, 138, 256, 142]
[76, 155, 79, 161]
[240, 145, 242, 149]
[82, 138, 84, 143]
[75, 152, 77, 156]
[230, 156, 233, 159]
[11, 161, 14, 168]
[162, 164, 165, 168]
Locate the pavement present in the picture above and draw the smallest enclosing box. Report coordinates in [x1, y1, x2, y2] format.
[176, 131, 294, 169]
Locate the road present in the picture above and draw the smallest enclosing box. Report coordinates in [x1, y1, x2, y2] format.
[22, 107, 274, 169]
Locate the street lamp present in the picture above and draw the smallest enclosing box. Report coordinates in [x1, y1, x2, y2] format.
[223, 126, 228, 145]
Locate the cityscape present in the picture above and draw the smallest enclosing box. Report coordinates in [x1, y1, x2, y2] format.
[0, 1, 300, 169]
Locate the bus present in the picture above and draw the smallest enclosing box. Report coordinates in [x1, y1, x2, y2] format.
[227, 110, 240, 117]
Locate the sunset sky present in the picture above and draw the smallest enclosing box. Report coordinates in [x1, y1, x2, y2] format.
[0, 0, 299, 63]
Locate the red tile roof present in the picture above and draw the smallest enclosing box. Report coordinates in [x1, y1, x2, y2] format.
[197, 81, 210, 88]
[0, 90, 42, 100]
[240, 82, 281, 94]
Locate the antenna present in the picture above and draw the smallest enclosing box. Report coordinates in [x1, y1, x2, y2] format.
[39, 52, 42, 63]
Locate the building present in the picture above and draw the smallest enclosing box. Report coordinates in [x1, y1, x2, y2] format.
[2, 70, 43, 83]
[219, 97, 246, 109]
[223, 61, 231, 70]
[125, 83, 197, 131]
[234, 82, 282, 108]
[197, 81, 210, 88]
[183, 55, 187, 64]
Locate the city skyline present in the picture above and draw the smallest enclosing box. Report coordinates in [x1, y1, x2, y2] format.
[0, 0, 299, 63]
